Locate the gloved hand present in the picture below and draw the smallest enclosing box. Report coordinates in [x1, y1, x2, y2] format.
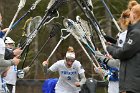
[95, 51, 103, 57]
[42, 60, 49, 66]
[17, 70, 25, 78]
[94, 67, 103, 75]
[95, 51, 109, 64]
[23, 66, 30, 73]
[95, 51, 106, 61]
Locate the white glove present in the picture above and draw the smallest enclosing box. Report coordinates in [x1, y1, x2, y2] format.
[95, 51, 103, 57]
[17, 70, 25, 78]
[95, 51, 107, 62]
[23, 66, 30, 73]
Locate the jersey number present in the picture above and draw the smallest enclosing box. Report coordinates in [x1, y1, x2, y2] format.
[67, 76, 71, 80]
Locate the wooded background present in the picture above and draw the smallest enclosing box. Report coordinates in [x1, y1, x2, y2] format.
[0, 0, 137, 80]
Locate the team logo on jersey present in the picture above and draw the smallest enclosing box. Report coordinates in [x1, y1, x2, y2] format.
[127, 39, 133, 45]
[119, 39, 123, 44]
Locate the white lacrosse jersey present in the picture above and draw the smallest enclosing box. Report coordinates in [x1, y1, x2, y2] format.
[0, 38, 5, 55]
[49, 60, 85, 93]
[117, 31, 127, 47]
[4, 66, 17, 85]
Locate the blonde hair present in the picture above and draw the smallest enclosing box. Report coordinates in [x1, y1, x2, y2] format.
[118, 9, 130, 30]
[131, 4, 140, 22]
[128, 0, 139, 10]
[65, 46, 75, 59]
[67, 46, 74, 52]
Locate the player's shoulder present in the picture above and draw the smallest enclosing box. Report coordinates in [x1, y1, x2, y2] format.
[56, 60, 65, 65]
[73, 60, 81, 65]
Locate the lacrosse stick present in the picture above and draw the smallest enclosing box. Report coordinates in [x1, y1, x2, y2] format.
[16, 18, 33, 69]
[28, 23, 61, 67]
[20, 0, 67, 54]
[63, 18, 98, 68]
[75, 0, 109, 55]
[42, 29, 70, 67]
[19, 16, 42, 67]
[10, 0, 42, 31]
[42, 29, 70, 76]
[19, 16, 41, 69]
[63, 18, 96, 53]
[3, 0, 26, 39]
[64, 18, 106, 80]
[76, 16, 96, 50]
[17, 17, 33, 48]
[20, 16, 42, 50]
[46, 29, 70, 63]
[99, 0, 122, 32]
[78, 0, 117, 44]
[76, 16, 100, 67]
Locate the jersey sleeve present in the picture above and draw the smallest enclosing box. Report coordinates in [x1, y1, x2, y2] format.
[49, 61, 60, 72]
[76, 61, 85, 74]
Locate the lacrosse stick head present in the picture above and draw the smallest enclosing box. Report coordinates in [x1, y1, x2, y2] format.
[63, 18, 74, 28]
[63, 18, 87, 44]
[76, 16, 91, 37]
[76, 16, 81, 23]
[18, 0, 26, 9]
[27, 16, 42, 35]
[20, 16, 42, 48]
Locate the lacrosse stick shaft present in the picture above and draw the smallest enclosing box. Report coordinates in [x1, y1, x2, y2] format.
[46, 33, 70, 62]
[72, 33, 97, 68]
[87, 38, 96, 51]
[84, 43, 101, 67]
[77, 36, 101, 67]
[75, 0, 109, 55]
[46, 38, 62, 62]
[75, 28, 101, 67]
[91, 53, 100, 67]
[29, 37, 51, 67]
[43, 31, 70, 77]
[9, 0, 41, 31]
[3, 9, 21, 39]
[99, 0, 122, 32]
[21, 45, 30, 69]
[11, 12, 30, 30]
[3, 0, 26, 39]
